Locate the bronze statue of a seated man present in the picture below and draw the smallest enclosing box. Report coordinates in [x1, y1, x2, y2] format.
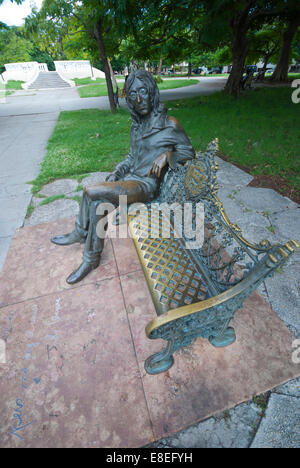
[51, 69, 195, 284]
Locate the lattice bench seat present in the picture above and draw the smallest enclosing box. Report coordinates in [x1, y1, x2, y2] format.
[126, 140, 299, 375]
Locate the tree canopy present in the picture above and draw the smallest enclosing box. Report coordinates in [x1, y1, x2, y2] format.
[1, 0, 299, 101]
[0, 0, 23, 4]
[0, 23, 32, 69]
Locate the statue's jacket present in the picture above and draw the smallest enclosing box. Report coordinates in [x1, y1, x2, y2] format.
[114, 108, 195, 197]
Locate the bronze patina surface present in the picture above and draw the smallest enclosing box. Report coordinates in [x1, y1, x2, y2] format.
[50, 70, 299, 377]
[51, 70, 194, 284]
[127, 140, 299, 375]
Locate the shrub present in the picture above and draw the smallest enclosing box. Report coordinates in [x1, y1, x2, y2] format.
[154, 75, 164, 84]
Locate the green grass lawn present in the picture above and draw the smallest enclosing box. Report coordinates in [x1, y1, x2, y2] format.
[31, 87, 300, 198]
[6, 80, 24, 89]
[0, 80, 23, 97]
[73, 77, 106, 86]
[77, 82, 109, 98]
[0, 90, 12, 98]
[198, 73, 229, 77]
[287, 73, 300, 80]
[77, 78, 199, 98]
[31, 107, 131, 192]
[157, 79, 199, 90]
[169, 87, 299, 193]
[264, 72, 300, 81]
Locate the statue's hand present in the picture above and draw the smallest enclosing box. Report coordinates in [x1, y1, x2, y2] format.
[148, 152, 169, 178]
[105, 173, 118, 182]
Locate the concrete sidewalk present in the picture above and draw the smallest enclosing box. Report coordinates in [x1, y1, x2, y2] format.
[0, 112, 58, 269]
[0, 77, 226, 117]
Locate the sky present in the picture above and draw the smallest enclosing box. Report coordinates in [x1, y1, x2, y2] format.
[0, 0, 43, 26]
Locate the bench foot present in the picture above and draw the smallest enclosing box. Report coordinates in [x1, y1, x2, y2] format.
[209, 327, 236, 348]
[144, 340, 174, 375]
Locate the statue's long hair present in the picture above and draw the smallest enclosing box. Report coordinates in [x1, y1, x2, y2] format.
[125, 69, 166, 125]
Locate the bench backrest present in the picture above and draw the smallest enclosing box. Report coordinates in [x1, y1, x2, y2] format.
[156, 139, 277, 294]
[158, 139, 219, 205]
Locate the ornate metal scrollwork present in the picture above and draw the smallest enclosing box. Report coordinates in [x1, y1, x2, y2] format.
[131, 138, 300, 374]
[158, 138, 219, 205]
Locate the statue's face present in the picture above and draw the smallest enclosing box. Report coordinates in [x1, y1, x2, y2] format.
[127, 78, 152, 117]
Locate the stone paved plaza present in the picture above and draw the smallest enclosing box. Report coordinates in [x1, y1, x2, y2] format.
[16, 161, 300, 448]
[0, 83, 299, 448]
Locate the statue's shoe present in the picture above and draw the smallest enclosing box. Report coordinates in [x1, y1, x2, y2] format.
[51, 231, 85, 246]
[66, 260, 100, 284]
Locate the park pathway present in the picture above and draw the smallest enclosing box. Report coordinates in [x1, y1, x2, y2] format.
[0, 112, 59, 269]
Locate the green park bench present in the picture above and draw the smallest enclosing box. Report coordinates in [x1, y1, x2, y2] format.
[126, 139, 299, 375]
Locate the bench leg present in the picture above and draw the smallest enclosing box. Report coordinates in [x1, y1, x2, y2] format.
[144, 340, 175, 375]
[209, 325, 236, 348]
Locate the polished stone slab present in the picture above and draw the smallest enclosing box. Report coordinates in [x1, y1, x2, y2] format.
[0, 217, 299, 447]
[0, 280, 153, 448]
[0, 218, 118, 308]
[120, 270, 300, 441]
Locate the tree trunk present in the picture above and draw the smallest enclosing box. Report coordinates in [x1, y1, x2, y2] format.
[107, 58, 119, 108]
[157, 57, 163, 76]
[94, 22, 116, 113]
[270, 16, 300, 82]
[262, 53, 271, 73]
[224, 2, 260, 98]
[224, 28, 249, 98]
[107, 58, 118, 92]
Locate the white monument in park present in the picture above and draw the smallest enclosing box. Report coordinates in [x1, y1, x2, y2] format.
[2, 62, 48, 83]
[54, 60, 105, 80]
[1, 60, 105, 87]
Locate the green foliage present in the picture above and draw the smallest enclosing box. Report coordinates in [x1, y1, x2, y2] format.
[2, 0, 299, 102]
[0, 89, 12, 98]
[291, 27, 300, 63]
[77, 82, 108, 98]
[110, 55, 128, 73]
[39, 194, 66, 205]
[70, 195, 82, 204]
[154, 75, 163, 84]
[0, 18, 60, 70]
[31, 107, 131, 191]
[39, 0, 138, 64]
[25, 7, 67, 63]
[190, 49, 231, 68]
[29, 46, 55, 70]
[77, 78, 198, 98]
[119, 2, 203, 65]
[74, 77, 106, 86]
[166, 88, 299, 194]
[247, 21, 287, 67]
[25, 204, 35, 219]
[5, 80, 24, 89]
[36, 0, 141, 111]
[0, 0, 23, 3]
[0, 24, 33, 68]
[252, 393, 270, 418]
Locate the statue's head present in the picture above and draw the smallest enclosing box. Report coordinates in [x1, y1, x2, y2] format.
[126, 69, 163, 122]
